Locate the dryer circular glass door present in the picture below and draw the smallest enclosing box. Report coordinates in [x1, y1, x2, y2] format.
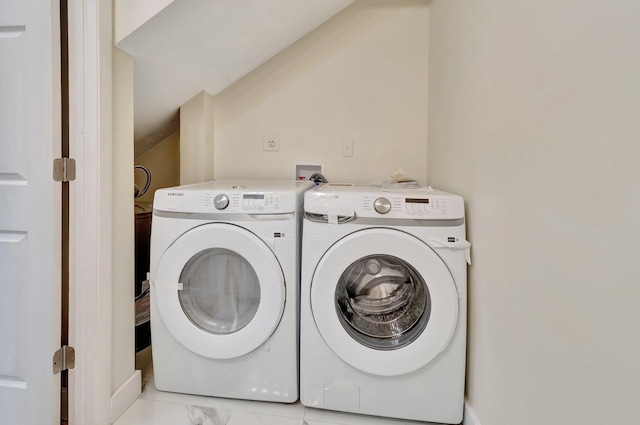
[310, 228, 459, 376]
[154, 223, 285, 359]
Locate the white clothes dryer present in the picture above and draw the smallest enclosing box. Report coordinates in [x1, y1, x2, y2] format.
[150, 180, 312, 402]
[300, 184, 471, 423]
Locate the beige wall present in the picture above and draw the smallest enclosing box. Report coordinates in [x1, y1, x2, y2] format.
[179, 91, 214, 185]
[135, 131, 180, 204]
[111, 48, 135, 392]
[428, 1, 640, 424]
[212, 0, 430, 184]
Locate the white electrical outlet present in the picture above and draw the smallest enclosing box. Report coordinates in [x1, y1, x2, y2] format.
[263, 135, 280, 151]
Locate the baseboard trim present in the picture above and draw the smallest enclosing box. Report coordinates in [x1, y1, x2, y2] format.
[463, 399, 481, 425]
[111, 370, 142, 423]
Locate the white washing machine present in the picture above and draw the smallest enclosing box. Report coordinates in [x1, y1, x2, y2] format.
[300, 184, 471, 423]
[150, 180, 313, 402]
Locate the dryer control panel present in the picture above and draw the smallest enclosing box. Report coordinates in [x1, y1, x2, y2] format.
[223, 192, 292, 213]
[155, 189, 298, 214]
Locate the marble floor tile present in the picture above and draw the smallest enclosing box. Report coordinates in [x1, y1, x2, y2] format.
[114, 398, 305, 425]
[303, 407, 434, 425]
[115, 375, 446, 425]
[141, 378, 306, 419]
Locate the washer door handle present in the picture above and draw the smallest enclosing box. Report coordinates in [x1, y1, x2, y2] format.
[426, 238, 472, 266]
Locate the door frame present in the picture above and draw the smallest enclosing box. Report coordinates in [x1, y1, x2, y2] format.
[67, 0, 113, 423]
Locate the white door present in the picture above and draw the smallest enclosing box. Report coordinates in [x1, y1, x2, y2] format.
[0, 0, 62, 423]
[311, 228, 459, 376]
[153, 223, 285, 359]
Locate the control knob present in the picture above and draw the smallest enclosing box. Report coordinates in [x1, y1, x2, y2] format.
[214, 194, 229, 210]
[373, 197, 391, 214]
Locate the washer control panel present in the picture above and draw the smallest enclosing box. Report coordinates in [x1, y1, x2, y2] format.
[304, 185, 465, 220]
[362, 194, 461, 218]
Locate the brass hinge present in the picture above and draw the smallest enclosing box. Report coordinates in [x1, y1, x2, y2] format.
[53, 345, 75, 374]
[53, 158, 76, 182]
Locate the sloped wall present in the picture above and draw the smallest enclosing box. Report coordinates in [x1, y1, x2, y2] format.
[212, 0, 430, 185]
[113, 0, 175, 44]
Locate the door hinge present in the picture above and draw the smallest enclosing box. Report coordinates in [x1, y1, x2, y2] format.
[53, 345, 75, 374]
[53, 157, 76, 182]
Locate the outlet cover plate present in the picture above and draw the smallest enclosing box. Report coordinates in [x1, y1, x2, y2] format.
[263, 135, 280, 151]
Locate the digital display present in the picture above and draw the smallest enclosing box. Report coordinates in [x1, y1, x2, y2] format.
[243, 194, 265, 200]
[406, 198, 429, 204]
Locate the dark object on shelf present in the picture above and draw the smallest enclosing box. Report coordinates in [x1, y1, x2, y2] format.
[135, 207, 152, 352]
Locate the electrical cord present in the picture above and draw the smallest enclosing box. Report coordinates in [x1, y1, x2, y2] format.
[134, 165, 152, 198]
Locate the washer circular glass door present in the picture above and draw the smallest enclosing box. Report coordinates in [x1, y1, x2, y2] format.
[155, 223, 285, 359]
[311, 228, 459, 376]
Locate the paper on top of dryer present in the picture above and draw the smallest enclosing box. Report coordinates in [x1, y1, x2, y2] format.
[304, 191, 356, 217]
